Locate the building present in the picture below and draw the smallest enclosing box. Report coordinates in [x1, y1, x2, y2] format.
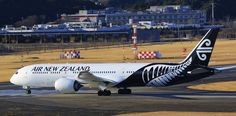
[61, 10, 106, 25]
[0, 24, 160, 44]
[61, 6, 206, 26]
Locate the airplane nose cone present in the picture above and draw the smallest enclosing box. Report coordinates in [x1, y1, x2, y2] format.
[10, 76, 17, 85]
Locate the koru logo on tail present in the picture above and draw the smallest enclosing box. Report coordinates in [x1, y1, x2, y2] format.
[196, 39, 212, 61]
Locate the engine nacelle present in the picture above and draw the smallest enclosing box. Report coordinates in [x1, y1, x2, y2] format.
[54, 78, 82, 93]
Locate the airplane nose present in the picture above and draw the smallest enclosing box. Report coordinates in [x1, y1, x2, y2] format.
[10, 75, 17, 84]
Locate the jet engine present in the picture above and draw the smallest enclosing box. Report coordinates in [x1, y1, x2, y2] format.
[54, 78, 82, 93]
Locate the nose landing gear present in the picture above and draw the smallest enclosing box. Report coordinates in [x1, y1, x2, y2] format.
[23, 86, 31, 94]
[26, 89, 31, 94]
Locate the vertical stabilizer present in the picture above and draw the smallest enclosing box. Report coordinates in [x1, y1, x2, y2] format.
[180, 28, 220, 67]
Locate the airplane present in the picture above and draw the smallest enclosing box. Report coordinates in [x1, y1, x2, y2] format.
[11, 28, 224, 96]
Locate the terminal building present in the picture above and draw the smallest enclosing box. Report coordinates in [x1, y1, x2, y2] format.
[61, 5, 206, 26]
[0, 25, 160, 44]
[0, 5, 206, 45]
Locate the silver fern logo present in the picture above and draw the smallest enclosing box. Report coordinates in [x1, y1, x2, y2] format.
[142, 58, 192, 87]
[196, 39, 212, 61]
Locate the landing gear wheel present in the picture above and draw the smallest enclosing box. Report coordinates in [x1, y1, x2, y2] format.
[118, 88, 131, 94]
[26, 89, 31, 94]
[98, 90, 103, 96]
[97, 90, 111, 96]
[104, 90, 111, 96]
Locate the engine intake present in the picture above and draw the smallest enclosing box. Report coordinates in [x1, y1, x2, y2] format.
[55, 78, 82, 93]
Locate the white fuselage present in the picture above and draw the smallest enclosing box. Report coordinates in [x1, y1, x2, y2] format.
[10, 63, 149, 88]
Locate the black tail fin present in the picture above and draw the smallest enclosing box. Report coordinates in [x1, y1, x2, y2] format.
[180, 28, 220, 67]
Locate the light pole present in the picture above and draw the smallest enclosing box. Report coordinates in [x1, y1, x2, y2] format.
[211, 0, 215, 25]
[132, 24, 138, 59]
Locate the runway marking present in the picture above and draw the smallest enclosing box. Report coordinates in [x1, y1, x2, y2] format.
[175, 94, 236, 99]
[0, 90, 97, 96]
[0, 90, 57, 96]
[1, 89, 236, 99]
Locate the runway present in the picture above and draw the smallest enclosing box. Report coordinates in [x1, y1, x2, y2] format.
[0, 67, 236, 115]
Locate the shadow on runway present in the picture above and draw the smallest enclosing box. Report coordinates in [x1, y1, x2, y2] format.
[131, 91, 236, 100]
[131, 93, 197, 100]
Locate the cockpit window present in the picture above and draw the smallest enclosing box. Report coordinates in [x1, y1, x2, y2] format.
[15, 71, 18, 74]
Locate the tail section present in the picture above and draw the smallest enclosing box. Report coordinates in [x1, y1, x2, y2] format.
[181, 28, 220, 67]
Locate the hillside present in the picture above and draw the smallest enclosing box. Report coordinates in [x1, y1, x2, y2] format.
[0, 0, 104, 26]
[0, 0, 235, 26]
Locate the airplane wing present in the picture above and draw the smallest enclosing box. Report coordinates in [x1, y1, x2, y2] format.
[76, 71, 116, 89]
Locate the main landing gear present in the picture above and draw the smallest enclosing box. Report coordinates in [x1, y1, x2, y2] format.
[97, 88, 132, 96]
[97, 89, 111, 96]
[118, 88, 132, 94]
